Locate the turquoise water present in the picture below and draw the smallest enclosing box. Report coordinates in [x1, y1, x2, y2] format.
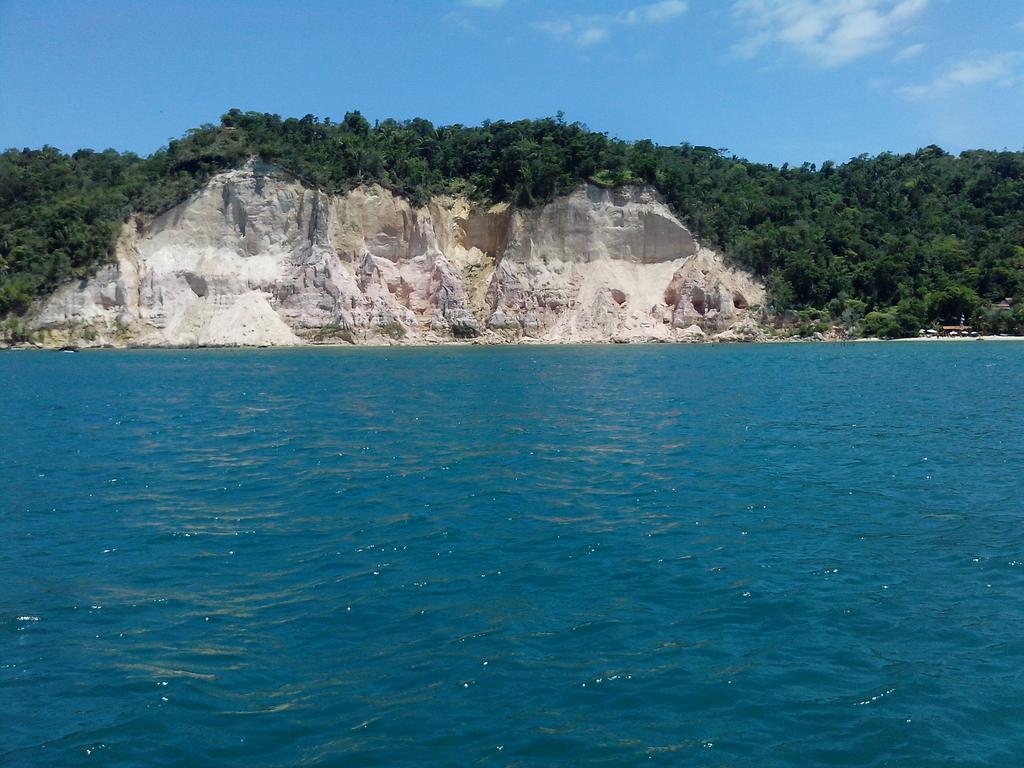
[3, 343, 1024, 767]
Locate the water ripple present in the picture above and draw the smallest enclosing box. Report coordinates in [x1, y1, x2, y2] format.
[3, 343, 1024, 766]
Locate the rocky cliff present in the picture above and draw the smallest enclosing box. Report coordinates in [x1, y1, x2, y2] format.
[25, 159, 767, 347]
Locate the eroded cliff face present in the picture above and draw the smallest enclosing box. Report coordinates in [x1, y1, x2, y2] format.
[27, 160, 767, 347]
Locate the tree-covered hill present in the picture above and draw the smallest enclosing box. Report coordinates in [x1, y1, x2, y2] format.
[3, 109, 1023, 336]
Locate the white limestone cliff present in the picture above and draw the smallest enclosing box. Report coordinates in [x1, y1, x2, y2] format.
[25, 159, 767, 347]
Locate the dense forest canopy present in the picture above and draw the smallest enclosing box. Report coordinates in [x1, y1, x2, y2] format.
[2, 108, 1023, 336]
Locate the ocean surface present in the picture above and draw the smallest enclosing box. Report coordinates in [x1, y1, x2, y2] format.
[3, 343, 1024, 767]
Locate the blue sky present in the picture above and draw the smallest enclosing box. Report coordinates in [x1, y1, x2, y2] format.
[1, 0, 1022, 165]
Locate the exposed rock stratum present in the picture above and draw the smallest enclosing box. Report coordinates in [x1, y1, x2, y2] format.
[28, 160, 767, 347]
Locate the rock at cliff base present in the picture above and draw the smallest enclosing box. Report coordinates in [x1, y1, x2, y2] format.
[713, 318, 767, 343]
[678, 324, 707, 341]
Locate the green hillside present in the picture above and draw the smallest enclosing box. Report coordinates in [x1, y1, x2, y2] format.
[3, 109, 1023, 336]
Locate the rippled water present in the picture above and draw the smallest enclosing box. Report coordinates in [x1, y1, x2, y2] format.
[3, 343, 1024, 767]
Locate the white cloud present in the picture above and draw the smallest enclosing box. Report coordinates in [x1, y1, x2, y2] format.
[535, 1, 688, 48]
[946, 53, 1020, 85]
[892, 42, 925, 61]
[451, 0, 507, 34]
[446, 12, 479, 33]
[535, 19, 610, 48]
[731, 0, 928, 68]
[896, 51, 1024, 98]
[535, 20, 573, 38]
[626, 1, 689, 25]
[577, 27, 611, 47]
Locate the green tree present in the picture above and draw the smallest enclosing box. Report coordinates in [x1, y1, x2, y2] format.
[5, 108, 1024, 338]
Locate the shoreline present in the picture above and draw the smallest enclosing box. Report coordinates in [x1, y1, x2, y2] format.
[872, 335, 1024, 343]
[4, 334, 1023, 352]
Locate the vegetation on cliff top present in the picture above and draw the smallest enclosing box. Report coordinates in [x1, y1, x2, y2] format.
[2, 108, 1024, 335]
